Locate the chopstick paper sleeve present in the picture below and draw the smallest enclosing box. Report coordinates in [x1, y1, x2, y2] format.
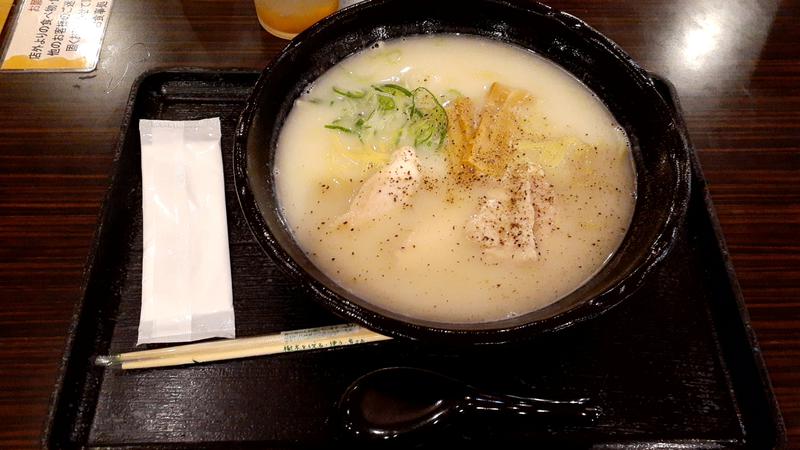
[137, 118, 235, 345]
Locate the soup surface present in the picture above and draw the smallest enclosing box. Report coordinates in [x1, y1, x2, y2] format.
[274, 34, 636, 323]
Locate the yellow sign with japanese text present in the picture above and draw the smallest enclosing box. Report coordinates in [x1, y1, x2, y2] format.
[1, 0, 113, 71]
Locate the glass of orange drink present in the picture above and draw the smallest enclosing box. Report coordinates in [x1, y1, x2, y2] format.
[253, 0, 340, 40]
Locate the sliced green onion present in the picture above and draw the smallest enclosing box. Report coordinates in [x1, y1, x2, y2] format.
[323, 83, 448, 152]
[377, 95, 396, 111]
[409, 87, 448, 151]
[414, 126, 434, 146]
[333, 87, 367, 99]
[324, 124, 354, 133]
[374, 83, 412, 97]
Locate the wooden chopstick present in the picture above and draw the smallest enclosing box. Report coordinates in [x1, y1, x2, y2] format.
[95, 324, 392, 370]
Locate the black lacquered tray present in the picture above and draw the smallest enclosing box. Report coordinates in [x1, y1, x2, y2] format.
[44, 70, 785, 449]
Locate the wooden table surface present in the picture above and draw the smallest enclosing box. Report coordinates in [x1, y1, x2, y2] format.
[0, 0, 797, 448]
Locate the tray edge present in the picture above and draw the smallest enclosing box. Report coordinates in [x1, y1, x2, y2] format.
[649, 72, 787, 450]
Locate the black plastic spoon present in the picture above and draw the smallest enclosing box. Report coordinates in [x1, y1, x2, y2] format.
[339, 366, 601, 440]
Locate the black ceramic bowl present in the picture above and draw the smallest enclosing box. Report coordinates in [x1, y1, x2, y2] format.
[234, 0, 691, 345]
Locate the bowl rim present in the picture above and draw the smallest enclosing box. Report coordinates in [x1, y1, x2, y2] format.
[233, 0, 692, 345]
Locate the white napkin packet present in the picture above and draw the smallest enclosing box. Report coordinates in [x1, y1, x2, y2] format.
[137, 118, 236, 345]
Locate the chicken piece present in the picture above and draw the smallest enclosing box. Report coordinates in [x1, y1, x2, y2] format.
[468, 82, 536, 177]
[339, 146, 421, 226]
[466, 163, 553, 263]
